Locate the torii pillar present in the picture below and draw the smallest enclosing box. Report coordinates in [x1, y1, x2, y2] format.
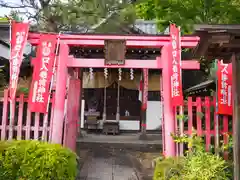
[161, 44, 175, 157]
[51, 43, 69, 144]
[160, 44, 200, 157]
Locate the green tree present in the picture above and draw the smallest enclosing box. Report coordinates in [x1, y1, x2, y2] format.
[136, 0, 240, 33]
[0, 0, 137, 32]
[8, 10, 24, 22]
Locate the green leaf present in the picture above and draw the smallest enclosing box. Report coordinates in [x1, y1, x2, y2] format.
[136, 0, 240, 33]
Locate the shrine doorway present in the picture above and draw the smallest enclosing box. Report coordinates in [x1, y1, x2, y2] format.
[80, 68, 162, 135]
[83, 83, 142, 133]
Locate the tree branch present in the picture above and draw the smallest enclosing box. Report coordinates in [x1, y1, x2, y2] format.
[0, 1, 35, 9]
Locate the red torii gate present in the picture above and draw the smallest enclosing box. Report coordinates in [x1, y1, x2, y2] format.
[28, 33, 200, 157]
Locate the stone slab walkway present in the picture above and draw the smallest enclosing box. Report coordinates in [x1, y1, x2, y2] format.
[78, 147, 139, 180]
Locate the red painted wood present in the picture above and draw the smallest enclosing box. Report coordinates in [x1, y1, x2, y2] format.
[174, 107, 179, 155]
[34, 113, 40, 140]
[17, 94, 24, 140]
[205, 97, 211, 151]
[64, 79, 81, 151]
[223, 115, 229, 159]
[49, 93, 55, 141]
[179, 106, 184, 156]
[29, 39, 199, 48]
[33, 56, 199, 69]
[0, 91, 55, 141]
[1, 89, 8, 140]
[196, 97, 202, 136]
[8, 99, 16, 140]
[25, 108, 31, 140]
[188, 97, 193, 135]
[28, 33, 200, 47]
[67, 58, 200, 69]
[51, 44, 69, 144]
[213, 97, 220, 153]
[178, 96, 233, 158]
[161, 45, 176, 157]
[29, 33, 200, 41]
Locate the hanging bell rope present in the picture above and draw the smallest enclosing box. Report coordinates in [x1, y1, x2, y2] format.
[89, 67, 93, 79]
[118, 68, 122, 81]
[130, 68, 134, 80]
[104, 68, 108, 79]
[103, 68, 108, 122]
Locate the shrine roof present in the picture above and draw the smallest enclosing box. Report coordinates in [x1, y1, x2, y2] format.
[193, 24, 240, 61]
[185, 79, 214, 93]
[184, 79, 215, 96]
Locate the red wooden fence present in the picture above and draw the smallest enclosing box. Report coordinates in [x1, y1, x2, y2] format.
[175, 96, 232, 158]
[0, 90, 232, 158]
[0, 89, 55, 141]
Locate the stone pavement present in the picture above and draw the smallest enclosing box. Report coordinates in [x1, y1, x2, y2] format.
[77, 133, 162, 152]
[78, 147, 139, 180]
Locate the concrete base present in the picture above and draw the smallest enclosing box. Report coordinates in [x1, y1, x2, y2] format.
[77, 132, 162, 152]
[78, 131, 84, 138]
[138, 133, 148, 140]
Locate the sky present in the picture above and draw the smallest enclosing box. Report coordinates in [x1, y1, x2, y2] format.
[0, 0, 31, 20]
[0, 0, 18, 16]
[0, 7, 12, 16]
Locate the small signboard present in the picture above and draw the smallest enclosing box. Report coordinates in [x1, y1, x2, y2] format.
[104, 39, 126, 65]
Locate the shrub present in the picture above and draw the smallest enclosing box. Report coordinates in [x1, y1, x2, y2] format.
[180, 148, 229, 180]
[0, 140, 78, 180]
[153, 156, 185, 180]
[153, 134, 231, 180]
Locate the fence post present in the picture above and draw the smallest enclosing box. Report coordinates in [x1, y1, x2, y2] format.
[34, 113, 40, 140]
[25, 106, 31, 140]
[17, 94, 24, 140]
[49, 93, 55, 141]
[196, 97, 202, 136]
[205, 97, 211, 151]
[213, 97, 220, 155]
[1, 89, 8, 140]
[223, 116, 229, 159]
[188, 97, 193, 135]
[179, 106, 184, 156]
[8, 99, 15, 140]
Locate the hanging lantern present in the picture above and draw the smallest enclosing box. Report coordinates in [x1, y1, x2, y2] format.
[118, 68, 122, 81]
[130, 68, 134, 80]
[104, 68, 108, 79]
[89, 67, 93, 79]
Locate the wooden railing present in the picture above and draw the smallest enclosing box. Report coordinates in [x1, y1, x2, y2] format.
[0, 89, 55, 141]
[0, 90, 233, 158]
[175, 97, 232, 158]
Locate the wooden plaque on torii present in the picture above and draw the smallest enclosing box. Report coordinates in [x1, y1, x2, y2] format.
[104, 39, 126, 65]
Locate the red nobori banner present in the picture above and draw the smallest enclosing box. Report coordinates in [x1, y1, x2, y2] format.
[142, 68, 149, 110]
[28, 34, 57, 113]
[217, 60, 232, 115]
[170, 24, 183, 106]
[9, 21, 29, 100]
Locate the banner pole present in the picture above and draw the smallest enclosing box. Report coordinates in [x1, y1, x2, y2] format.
[160, 75, 165, 155]
[42, 32, 61, 141]
[215, 59, 219, 155]
[178, 26, 184, 156]
[8, 19, 14, 140]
